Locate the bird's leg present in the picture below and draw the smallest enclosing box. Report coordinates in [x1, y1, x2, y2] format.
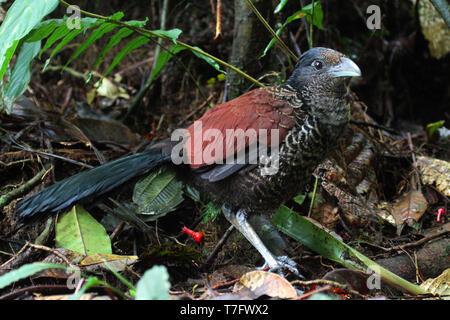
[222, 205, 301, 277]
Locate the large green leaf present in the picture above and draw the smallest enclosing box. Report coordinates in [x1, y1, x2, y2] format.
[39, 21, 73, 57]
[40, 17, 99, 61]
[133, 166, 184, 221]
[92, 19, 148, 70]
[301, 1, 324, 30]
[2, 41, 41, 112]
[0, 0, 58, 82]
[273, 205, 428, 295]
[43, 17, 100, 71]
[56, 205, 112, 256]
[64, 12, 124, 69]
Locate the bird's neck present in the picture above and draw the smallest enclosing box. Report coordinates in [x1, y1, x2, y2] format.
[277, 82, 349, 127]
[300, 84, 350, 126]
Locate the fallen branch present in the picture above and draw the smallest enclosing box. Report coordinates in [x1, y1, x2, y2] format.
[0, 163, 52, 208]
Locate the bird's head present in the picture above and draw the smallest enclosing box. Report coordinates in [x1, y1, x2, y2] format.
[285, 47, 361, 124]
[286, 47, 361, 95]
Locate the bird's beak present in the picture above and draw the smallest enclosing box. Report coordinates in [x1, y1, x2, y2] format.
[330, 57, 361, 78]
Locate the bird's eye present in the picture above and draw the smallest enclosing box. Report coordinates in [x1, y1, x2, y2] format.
[312, 60, 323, 70]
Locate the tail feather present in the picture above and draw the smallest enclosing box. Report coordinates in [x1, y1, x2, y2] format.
[16, 151, 171, 222]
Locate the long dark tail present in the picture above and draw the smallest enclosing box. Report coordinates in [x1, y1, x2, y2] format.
[16, 151, 172, 223]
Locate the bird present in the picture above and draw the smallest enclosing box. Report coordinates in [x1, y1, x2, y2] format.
[15, 47, 361, 275]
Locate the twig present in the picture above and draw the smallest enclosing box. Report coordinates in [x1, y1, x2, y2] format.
[9, 137, 94, 169]
[300, 0, 311, 48]
[349, 120, 398, 134]
[393, 230, 448, 251]
[214, 0, 222, 40]
[44, 65, 89, 81]
[289, 31, 302, 57]
[407, 132, 422, 192]
[110, 221, 125, 241]
[297, 285, 333, 299]
[202, 225, 234, 267]
[0, 163, 52, 208]
[211, 278, 240, 290]
[26, 242, 78, 270]
[180, 94, 214, 125]
[362, 229, 448, 252]
[0, 284, 73, 300]
[0, 244, 29, 274]
[291, 279, 366, 299]
[244, 0, 298, 61]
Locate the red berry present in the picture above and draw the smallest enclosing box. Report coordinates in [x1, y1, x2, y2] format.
[437, 208, 445, 222]
[181, 226, 204, 243]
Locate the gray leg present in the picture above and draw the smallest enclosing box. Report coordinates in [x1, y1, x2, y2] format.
[222, 205, 301, 277]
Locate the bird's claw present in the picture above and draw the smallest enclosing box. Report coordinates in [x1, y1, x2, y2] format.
[260, 255, 304, 278]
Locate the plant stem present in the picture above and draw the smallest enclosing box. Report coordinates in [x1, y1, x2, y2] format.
[299, 0, 311, 48]
[123, 0, 168, 120]
[0, 163, 51, 208]
[309, 0, 314, 48]
[307, 176, 318, 217]
[244, 0, 298, 61]
[58, 0, 265, 88]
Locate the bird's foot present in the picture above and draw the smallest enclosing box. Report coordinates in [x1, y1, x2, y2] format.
[260, 255, 304, 278]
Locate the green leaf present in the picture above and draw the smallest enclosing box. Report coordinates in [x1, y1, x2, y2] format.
[69, 277, 103, 300]
[39, 22, 72, 58]
[0, 0, 58, 82]
[262, 1, 323, 57]
[102, 261, 136, 291]
[43, 17, 100, 70]
[426, 120, 445, 138]
[274, 0, 290, 13]
[56, 205, 112, 256]
[64, 13, 124, 69]
[67, 274, 127, 300]
[92, 19, 148, 70]
[202, 201, 222, 223]
[303, 1, 324, 30]
[2, 41, 41, 113]
[0, 263, 65, 289]
[135, 265, 171, 300]
[0, 39, 20, 96]
[25, 19, 61, 42]
[133, 166, 184, 221]
[185, 185, 200, 202]
[261, 10, 305, 58]
[152, 28, 183, 43]
[273, 205, 428, 295]
[103, 35, 150, 78]
[261, 29, 282, 58]
[192, 46, 226, 74]
[293, 194, 306, 205]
